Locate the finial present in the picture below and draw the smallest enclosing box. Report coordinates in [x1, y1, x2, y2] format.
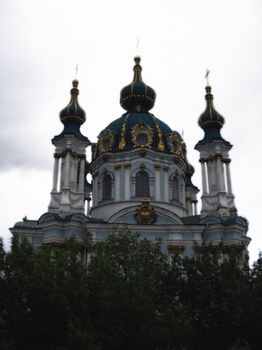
[134, 55, 141, 65]
[205, 69, 210, 87]
[72, 79, 79, 88]
[75, 64, 79, 78]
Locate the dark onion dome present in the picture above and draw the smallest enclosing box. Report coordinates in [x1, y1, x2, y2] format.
[185, 163, 199, 191]
[120, 56, 156, 112]
[60, 79, 86, 125]
[182, 144, 199, 191]
[196, 85, 231, 147]
[198, 86, 224, 129]
[53, 80, 89, 142]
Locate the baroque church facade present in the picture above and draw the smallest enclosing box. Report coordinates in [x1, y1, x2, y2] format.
[11, 57, 250, 257]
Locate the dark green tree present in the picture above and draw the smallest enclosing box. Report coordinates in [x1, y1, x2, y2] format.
[86, 230, 191, 350]
[171, 244, 250, 350]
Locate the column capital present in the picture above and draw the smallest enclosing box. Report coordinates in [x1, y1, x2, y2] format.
[223, 159, 231, 164]
[114, 164, 122, 170]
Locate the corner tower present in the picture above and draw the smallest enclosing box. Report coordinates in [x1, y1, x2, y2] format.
[48, 80, 90, 215]
[195, 85, 236, 219]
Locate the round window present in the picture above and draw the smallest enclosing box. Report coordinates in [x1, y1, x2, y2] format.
[102, 138, 111, 151]
[136, 133, 148, 146]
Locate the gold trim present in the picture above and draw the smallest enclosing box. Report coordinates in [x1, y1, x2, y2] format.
[155, 120, 164, 151]
[97, 129, 115, 155]
[119, 115, 129, 150]
[135, 199, 157, 225]
[131, 123, 153, 148]
[167, 132, 183, 155]
[114, 164, 121, 170]
[140, 163, 146, 171]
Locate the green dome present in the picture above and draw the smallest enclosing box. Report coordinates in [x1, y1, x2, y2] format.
[94, 110, 189, 161]
[120, 57, 156, 112]
[198, 86, 224, 130]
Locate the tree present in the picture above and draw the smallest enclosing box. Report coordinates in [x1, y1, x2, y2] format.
[170, 244, 250, 350]
[86, 230, 191, 350]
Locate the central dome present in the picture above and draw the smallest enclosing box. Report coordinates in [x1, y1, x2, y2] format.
[93, 57, 187, 159]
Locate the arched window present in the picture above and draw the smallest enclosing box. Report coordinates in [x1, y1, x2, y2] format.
[172, 176, 179, 200]
[102, 174, 112, 200]
[136, 171, 149, 197]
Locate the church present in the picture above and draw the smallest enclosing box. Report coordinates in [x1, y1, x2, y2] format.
[11, 57, 250, 257]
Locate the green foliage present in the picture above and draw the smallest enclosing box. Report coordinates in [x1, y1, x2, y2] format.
[0, 232, 261, 349]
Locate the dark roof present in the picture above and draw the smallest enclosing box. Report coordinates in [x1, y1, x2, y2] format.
[120, 56, 156, 113]
[13, 220, 38, 229]
[181, 215, 201, 225]
[101, 111, 173, 154]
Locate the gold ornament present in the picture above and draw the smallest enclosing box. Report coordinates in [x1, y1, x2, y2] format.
[135, 199, 157, 225]
[119, 115, 129, 150]
[167, 132, 183, 155]
[155, 120, 165, 151]
[131, 123, 153, 148]
[97, 129, 114, 155]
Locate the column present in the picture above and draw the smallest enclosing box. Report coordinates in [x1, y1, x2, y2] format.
[124, 164, 131, 200]
[70, 156, 77, 191]
[87, 198, 91, 216]
[200, 160, 208, 195]
[216, 156, 226, 192]
[163, 166, 169, 202]
[225, 160, 233, 195]
[115, 167, 121, 201]
[154, 165, 161, 201]
[92, 178, 97, 206]
[78, 158, 85, 193]
[52, 157, 59, 192]
[193, 201, 198, 215]
[180, 180, 186, 207]
[207, 159, 217, 194]
[186, 199, 192, 215]
[64, 151, 71, 188]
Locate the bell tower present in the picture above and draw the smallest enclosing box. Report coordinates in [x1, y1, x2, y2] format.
[48, 80, 90, 215]
[195, 85, 236, 219]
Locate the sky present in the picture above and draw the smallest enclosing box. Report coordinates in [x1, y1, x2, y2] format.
[0, 0, 261, 263]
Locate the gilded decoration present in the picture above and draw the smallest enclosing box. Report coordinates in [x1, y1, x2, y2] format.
[168, 244, 185, 253]
[155, 120, 165, 151]
[135, 199, 157, 225]
[131, 123, 153, 149]
[140, 163, 146, 171]
[114, 164, 121, 170]
[119, 115, 129, 150]
[167, 132, 183, 156]
[97, 129, 114, 155]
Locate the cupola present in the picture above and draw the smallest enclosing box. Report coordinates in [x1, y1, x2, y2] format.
[120, 56, 156, 112]
[198, 85, 224, 130]
[196, 85, 230, 146]
[54, 80, 88, 142]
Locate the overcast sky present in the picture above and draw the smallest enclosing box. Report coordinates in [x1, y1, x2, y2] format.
[0, 0, 261, 263]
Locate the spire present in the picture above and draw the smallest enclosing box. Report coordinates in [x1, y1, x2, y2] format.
[120, 56, 156, 112]
[60, 80, 86, 125]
